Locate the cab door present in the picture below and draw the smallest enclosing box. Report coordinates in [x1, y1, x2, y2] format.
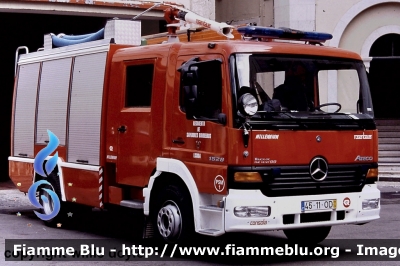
[116, 59, 155, 187]
[169, 55, 228, 194]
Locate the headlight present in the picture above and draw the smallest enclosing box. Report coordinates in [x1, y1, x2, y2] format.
[238, 93, 258, 116]
[234, 206, 271, 217]
[362, 198, 379, 210]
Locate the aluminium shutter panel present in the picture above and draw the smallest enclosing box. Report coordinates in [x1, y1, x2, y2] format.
[36, 58, 72, 145]
[67, 52, 107, 165]
[13, 63, 40, 158]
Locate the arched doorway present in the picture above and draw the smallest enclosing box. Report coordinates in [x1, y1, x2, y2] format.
[368, 33, 400, 179]
[368, 33, 400, 118]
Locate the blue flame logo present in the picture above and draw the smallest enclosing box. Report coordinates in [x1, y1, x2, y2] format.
[28, 130, 61, 221]
[28, 180, 61, 220]
[33, 130, 59, 177]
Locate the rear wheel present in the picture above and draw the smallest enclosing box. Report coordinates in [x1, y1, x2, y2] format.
[283, 226, 331, 244]
[152, 184, 194, 244]
[38, 172, 79, 227]
[39, 185, 57, 220]
[38, 175, 65, 226]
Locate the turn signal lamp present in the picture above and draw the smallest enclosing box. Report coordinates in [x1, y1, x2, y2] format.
[366, 168, 378, 178]
[237, 26, 333, 42]
[234, 172, 262, 182]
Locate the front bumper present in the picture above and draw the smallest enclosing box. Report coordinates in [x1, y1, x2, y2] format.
[224, 184, 380, 232]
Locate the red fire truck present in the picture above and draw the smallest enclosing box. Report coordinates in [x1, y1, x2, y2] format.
[9, 6, 380, 244]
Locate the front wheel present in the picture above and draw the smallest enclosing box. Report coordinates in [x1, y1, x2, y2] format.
[283, 226, 331, 244]
[152, 184, 194, 244]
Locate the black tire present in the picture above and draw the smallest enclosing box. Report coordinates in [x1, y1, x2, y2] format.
[38, 172, 78, 227]
[152, 184, 194, 244]
[283, 226, 331, 244]
[38, 174, 64, 227]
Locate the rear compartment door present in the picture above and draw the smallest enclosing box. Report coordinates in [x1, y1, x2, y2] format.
[116, 59, 155, 187]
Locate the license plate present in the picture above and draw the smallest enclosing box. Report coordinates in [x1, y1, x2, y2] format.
[301, 199, 336, 212]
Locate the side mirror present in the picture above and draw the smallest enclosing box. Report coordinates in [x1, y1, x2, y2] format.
[179, 57, 222, 120]
[218, 113, 227, 125]
[182, 66, 199, 119]
[183, 66, 199, 98]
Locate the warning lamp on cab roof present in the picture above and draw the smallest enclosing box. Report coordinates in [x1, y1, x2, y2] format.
[237, 26, 333, 42]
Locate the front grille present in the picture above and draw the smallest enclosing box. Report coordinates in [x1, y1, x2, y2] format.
[228, 163, 376, 197]
[260, 165, 367, 197]
[283, 211, 345, 225]
[300, 212, 331, 223]
[283, 214, 295, 224]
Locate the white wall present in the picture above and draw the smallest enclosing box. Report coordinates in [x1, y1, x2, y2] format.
[315, 0, 400, 104]
[339, 3, 400, 54]
[175, 0, 215, 20]
[274, 0, 316, 31]
[215, 0, 273, 27]
[315, 0, 361, 37]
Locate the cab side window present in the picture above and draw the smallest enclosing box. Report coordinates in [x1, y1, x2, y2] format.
[125, 64, 154, 107]
[180, 59, 222, 119]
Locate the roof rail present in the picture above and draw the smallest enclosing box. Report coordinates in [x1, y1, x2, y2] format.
[15, 46, 29, 76]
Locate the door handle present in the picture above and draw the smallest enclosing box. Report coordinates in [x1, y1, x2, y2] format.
[172, 138, 185, 144]
[117, 125, 127, 133]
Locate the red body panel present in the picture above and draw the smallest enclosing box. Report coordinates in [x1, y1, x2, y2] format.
[250, 130, 378, 166]
[62, 167, 102, 207]
[8, 161, 33, 193]
[106, 46, 169, 188]
[108, 186, 123, 205]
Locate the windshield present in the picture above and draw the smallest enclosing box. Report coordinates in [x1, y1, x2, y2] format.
[230, 54, 374, 129]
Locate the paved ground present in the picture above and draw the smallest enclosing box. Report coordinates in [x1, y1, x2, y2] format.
[1, 179, 400, 266]
[0, 181, 32, 213]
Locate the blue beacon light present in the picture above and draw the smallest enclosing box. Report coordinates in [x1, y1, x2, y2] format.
[237, 26, 333, 43]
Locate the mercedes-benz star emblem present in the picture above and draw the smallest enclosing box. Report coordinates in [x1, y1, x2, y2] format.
[309, 157, 328, 181]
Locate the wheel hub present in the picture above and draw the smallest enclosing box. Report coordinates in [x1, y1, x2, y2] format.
[157, 202, 181, 239]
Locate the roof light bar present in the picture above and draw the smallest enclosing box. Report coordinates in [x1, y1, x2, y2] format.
[237, 26, 333, 42]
